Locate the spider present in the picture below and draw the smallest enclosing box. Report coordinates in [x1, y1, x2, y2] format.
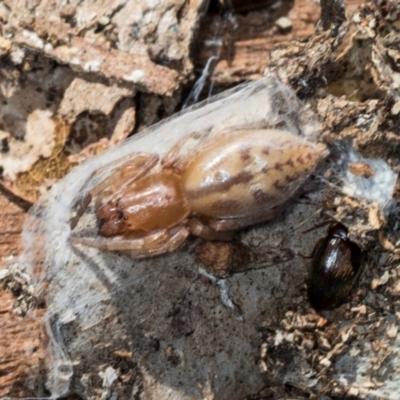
[70, 128, 327, 258]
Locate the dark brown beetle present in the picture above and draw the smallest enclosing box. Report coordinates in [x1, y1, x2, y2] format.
[308, 223, 362, 310]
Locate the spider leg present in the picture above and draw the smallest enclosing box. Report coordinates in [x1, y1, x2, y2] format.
[131, 225, 190, 258]
[70, 192, 93, 229]
[92, 153, 159, 200]
[71, 225, 189, 259]
[70, 153, 159, 229]
[188, 218, 235, 241]
[207, 198, 294, 232]
[162, 130, 211, 174]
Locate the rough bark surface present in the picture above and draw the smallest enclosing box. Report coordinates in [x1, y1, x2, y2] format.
[194, 0, 363, 85]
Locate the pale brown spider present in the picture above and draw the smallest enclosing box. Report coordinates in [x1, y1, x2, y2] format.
[71, 128, 327, 258]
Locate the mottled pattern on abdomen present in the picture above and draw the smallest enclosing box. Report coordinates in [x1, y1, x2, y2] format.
[182, 129, 327, 219]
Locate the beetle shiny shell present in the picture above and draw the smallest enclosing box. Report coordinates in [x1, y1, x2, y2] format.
[308, 223, 362, 310]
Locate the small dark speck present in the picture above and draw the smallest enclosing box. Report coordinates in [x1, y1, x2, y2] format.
[151, 338, 160, 351]
[1, 137, 10, 153]
[0, 166, 3, 177]
[2, 100, 7, 106]
[167, 307, 181, 318]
